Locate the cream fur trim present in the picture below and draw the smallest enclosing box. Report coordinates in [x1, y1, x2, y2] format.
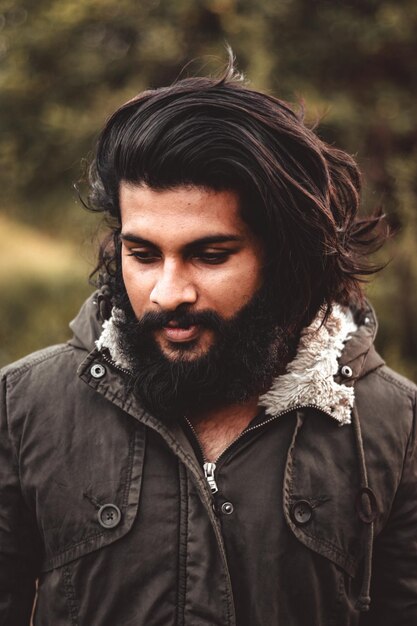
[96, 304, 358, 425]
[96, 308, 133, 371]
[258, 304, 357, 425]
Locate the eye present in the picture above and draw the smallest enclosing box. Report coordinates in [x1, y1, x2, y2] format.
[127, 251, 160, 264]
[195, 251, 232, 265]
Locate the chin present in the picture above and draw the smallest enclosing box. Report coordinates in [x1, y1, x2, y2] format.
[159, 339, 211, 362]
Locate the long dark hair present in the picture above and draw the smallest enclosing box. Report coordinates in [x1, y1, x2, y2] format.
[87, 61, 386, 332]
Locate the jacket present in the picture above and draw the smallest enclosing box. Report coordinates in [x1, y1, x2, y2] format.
[0, 292, 416, 626]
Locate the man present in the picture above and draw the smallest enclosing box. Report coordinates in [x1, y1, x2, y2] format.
[1, 64, 416, 626]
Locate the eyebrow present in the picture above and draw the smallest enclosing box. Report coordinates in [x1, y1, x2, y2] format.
[120, 233, 244, 248]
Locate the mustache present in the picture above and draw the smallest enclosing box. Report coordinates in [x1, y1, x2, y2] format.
[133, 308, 224, 332]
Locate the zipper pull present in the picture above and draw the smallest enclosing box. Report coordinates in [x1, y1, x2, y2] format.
[203, 462, 219, 494]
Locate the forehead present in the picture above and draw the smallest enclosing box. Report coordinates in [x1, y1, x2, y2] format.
[119, 183, 250, 240]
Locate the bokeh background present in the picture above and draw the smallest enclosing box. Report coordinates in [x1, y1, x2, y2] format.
[1, 0, 416, 379]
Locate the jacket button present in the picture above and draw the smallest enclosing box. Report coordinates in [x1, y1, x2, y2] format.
[340, 365, 353, 378]
[97, 504, 122, 529]
[90, 363, 106, 379]
[291, 500, 313, 525]
[221, 502, 234, 515]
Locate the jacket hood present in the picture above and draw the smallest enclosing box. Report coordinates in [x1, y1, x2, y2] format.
[69, 291, 104, 352]
[69, 292, 384, 426]
[259, 305, 357, 424]
[261, 302, 384, 423]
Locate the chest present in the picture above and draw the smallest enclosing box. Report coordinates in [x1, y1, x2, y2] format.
[186, 413, 256, 462]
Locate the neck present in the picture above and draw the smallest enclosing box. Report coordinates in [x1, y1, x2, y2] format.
[186, 397, 260, 463]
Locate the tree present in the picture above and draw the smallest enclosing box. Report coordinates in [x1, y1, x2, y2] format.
[1, 0, 416, 377]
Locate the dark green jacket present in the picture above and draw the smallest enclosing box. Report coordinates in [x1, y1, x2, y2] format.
[0, 294, 416, 625]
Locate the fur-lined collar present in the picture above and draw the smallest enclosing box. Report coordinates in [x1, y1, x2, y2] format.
[259, 305, 357, 425]
[96, 308, 133, 372]
[96, 304, 358, 426]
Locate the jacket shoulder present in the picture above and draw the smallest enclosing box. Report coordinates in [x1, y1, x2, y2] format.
[372, 363, 417, 398]
[1, 343, 79, 384]
[355, 361, 416, 438]
[355, 362, 416, 459]
[1, 343, 94, 445]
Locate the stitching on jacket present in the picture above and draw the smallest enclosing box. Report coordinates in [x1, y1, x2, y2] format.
[283, 411, 302, 535]
[115, 393, 207, 481]
[124, 408, 204, 478]
[44, 429, 139, 564]
[285, 412, 357, 573]
[375, 368, 417, 395]
[3, 345, 73, 382]
[43, 424, 144, 570]
[391, 391, 417, 504]
[62, 564, 80, 625]
[2, 376, 20, 467]
[329, 567, 346, 626]
[176, 461, 188, 626]
[293, 526, 356, 570]
[47, 529, 107, 559]
[121, 423, 136, 509]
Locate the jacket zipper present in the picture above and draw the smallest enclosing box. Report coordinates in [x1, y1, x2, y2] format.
[100, 352, 133, 377]
[98, 351, 334, 497]
[94, 349, 236, 624]
[204, 462, 219, 494]
[186, 403, 334, 494]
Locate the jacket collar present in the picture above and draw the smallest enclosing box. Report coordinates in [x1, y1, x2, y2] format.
[92, 302, 371, 426]
[259, 305, 358, 425]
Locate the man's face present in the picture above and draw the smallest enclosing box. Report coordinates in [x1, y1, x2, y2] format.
[119, 183, 264, 361]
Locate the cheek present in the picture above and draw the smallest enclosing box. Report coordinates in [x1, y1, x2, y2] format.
[121, 261, 149, 313]
[208, 260, 263, 316]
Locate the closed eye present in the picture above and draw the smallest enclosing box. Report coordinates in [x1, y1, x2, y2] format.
[194, 251, 233, 264]
[127, 251, 160, 264]
[196, 252, 230, 265]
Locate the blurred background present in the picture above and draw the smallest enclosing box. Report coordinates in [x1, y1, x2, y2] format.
[1, 0, 416, 379]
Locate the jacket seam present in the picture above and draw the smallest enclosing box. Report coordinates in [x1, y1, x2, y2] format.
[329, 567, 346, 626]
[90, 383, 132, 409]
[393, 391, 417, 498]
[1, 377, 19, 467]
[131, 411, 234, 624]
[292, 526, 356, 570]
[3, 345, 73, 382]
[47, 530, 107, 559]
[62, 564, 80, 625]
[43, 425, 137, 562]
[121, 422, 136, 509]
[374, 368, 416, 395]
[176, 461, 188, 626]
[286, 412, 357, 573]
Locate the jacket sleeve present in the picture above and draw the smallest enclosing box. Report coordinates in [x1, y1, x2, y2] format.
[361, 390, 417, 626]
[0, 374, 41, 625]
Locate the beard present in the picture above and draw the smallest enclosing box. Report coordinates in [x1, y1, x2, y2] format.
[112, 279, 298, 423]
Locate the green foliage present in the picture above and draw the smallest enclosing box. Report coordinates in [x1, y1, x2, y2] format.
[0, 274, 92, 366]
[0, 0, 416, 378]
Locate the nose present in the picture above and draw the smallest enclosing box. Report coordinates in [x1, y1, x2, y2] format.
[150, 260, 198, 310]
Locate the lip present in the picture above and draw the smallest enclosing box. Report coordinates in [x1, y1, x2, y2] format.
[161, 324, 200, 342]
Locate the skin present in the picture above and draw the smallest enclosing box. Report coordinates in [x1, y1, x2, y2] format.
[119, 183, 265, 460]
[119, 183, 264, 356]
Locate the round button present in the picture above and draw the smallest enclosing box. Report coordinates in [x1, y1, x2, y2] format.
[340, 365, 353, 378]
[221, 502, 234, 515]
[90, 363, 106, 379]
[97, 504, 122, 529]
[291, 500, 313, 525]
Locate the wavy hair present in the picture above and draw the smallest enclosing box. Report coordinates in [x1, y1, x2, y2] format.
[87, 62, 386, 332]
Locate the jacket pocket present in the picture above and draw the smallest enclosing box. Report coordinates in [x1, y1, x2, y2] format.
[283, 410, 364, 578]
[38, 421, 146, 572]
